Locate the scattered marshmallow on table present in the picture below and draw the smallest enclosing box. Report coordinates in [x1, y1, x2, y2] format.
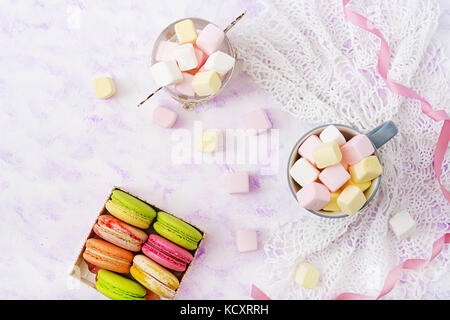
[150, 60, 183, 87]
[155, 40, 179, 62]
[319, 125, 346, 146]
[174, 19, 198, 44]
[192, 70, 221, 96]
[203, 51, 235, 76]
[337, 185, 366, 215]
[243, 109, 272, 133]
[318, 163, 350, 192]
[312, 141, 342, 169]
[298, 135, 323, 165]
[152, 106, 177, 128]
[296, 182, 330, 211]
[290, 158, 320, 187]
[295, 262, 320, 289]
[322, 191, 340, 212]
[153, 106, 178, 128]
[349, 155, 382, 182]
[174, 43, 198, 71]
[389, 210, 417, 240]
[175, 72, 195, 96]
[236, 229, 258, 252]
[93, 77, 116, 99]
[227, 172, 249, 194]
[197, 130, 219, 153]
[196, 23, 225, 55]
[341, 134, 375, 165]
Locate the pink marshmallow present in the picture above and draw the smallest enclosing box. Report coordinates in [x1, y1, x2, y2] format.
[193, 46, 207, 71]
[227, 171, 249, 194]
[340, 157, 348, 170]
[243, 109, 272, 133]
[341, 134, 375, 165]
[236, 229, 257, 252]
[152, 106, 177, 128]
[155, 41, 179, 62]
[296, 182, 330, 211]
[175, 72, 195, 97]
[196, 23, 225, 55]
[298, 135, 323, 165]
[318, 163, 351, 192]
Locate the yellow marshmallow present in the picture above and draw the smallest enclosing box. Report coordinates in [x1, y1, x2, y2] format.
[337, 185, 366, 216]
[344, 179, 371, 192]
[174, 19, 198, 44]
[192, 71, 221, 96]
[322, 192, 340, 212]
[197, 130, 219, 153]
[364, 179, 378, 199]
[312, 141, 342, 169]
[349, 155, 382, 183]
[295, 262, 320, 289]
[93, 77, 116, 99]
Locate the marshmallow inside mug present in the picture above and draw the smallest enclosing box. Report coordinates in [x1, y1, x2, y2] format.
[287, 124, 381, 218]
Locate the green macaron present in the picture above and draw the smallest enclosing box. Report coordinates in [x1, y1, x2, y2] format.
[111, 190, 156, 221]
[153, 211, 203, 250]
[96, 269, 146, 300]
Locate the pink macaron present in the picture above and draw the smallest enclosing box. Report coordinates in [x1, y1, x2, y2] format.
[93, 215, 148, 252]
[142, 234, 194, 272]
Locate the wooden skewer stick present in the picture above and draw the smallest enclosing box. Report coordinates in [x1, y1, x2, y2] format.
[223, 11, 246, 33]
[138, 11, 246, 108]
[138, 86, 162, 107]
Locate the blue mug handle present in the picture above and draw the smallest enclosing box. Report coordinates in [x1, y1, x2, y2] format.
[366, 121, 398, 149]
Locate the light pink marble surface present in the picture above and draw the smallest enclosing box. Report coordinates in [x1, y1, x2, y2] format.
[0, 0, 448, 299]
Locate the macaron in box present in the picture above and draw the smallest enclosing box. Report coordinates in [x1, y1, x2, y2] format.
[93, 215, 148, 252]
[70, 187, 205, 300]
[130, 255, 180, 299]
[142, 234, 194, 272]
[96, 269, 147, 300]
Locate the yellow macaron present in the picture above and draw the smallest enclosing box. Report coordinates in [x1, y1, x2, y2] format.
[130, 255, 180, 299]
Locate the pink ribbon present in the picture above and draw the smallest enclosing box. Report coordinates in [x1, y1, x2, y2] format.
[251, 284, 271, 300]
[343, 0, 450, 201]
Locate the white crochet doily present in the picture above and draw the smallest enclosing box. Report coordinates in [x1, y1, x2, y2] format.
[233, 0, 450, 299]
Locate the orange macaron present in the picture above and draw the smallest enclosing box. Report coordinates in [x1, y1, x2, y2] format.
[83, 238, 134, 274]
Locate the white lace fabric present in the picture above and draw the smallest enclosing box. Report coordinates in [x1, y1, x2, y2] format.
[232, 0, 450, 299]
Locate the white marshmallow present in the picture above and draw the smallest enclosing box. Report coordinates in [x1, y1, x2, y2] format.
[174, 43, 198, 71]
[289, 158, 320, 187]
[203, 51, 235, 76]
[389, 210, 417, 240]
[319, 125, 346, 146]
[150, 60, 183, 87]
